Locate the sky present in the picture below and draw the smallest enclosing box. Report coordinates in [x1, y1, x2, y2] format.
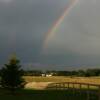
[0, 0, 100, 70]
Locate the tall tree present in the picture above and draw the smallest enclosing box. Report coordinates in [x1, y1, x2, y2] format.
[0, 55, 24, 93]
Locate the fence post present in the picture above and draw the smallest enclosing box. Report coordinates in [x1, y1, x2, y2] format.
[87, 84, 90, 100]
[79, 84, 82, 89]
[98, 86, 100, 100]
[73, 83, 75, 94]
[63, 83, 65, 90]
[68, 83, 69, 89]
[56, 83, 58, 90]
[79, 84, 82, 96]
[73, 83, 75, 88]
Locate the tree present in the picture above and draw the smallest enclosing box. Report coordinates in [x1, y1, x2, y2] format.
[0, 55, 24, 93]
[78, 70, 85, 77]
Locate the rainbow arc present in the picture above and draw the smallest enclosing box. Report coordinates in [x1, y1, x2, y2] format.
[42, 0, 79, 53]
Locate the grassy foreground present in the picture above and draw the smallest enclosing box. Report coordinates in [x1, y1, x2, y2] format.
[0, 88, 98, 100]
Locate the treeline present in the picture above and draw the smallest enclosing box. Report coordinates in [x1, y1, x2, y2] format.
[21, 69, 100, 77]
[24, 70, 42, 76]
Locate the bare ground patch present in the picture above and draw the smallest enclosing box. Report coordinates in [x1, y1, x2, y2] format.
[25, 82, 53, 90]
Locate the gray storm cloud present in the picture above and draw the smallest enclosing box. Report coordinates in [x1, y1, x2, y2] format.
[47, 0, 100, 56]
[0, 0, 100, 68]
[0, 0, 69, 64]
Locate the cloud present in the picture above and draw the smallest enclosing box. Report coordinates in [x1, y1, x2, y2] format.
[0, 0, 70, 64]
[0, 0, 13, 2]
[46, 0, 100, 56]
[0, 0, 100, 69]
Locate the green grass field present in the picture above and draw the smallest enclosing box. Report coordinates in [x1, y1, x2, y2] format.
[0, 88, 98, 100]
[0, 76, 100, 100]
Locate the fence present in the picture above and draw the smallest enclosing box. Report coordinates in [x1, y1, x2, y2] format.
[46, 82, 100, 100]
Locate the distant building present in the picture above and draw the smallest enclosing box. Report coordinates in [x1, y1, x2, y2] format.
[41, 73, 53, 77]
[46, 74, 52, 77]
[41, 74, 46, 77]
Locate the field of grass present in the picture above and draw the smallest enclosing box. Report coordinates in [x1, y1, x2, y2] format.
[0, 76, 100, 100]
[23, 76, 100, 91]
[23, 76, 100, 84]
[0, 88, 98, 100]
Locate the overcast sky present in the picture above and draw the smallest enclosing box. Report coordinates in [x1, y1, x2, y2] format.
[0, 0, 100, 70]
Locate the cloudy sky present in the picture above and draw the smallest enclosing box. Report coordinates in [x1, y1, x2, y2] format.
[0, 0, 100, 70]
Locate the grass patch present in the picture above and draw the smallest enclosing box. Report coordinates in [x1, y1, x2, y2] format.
[0, 88, 98, 100]
[23, 76, 100, 84]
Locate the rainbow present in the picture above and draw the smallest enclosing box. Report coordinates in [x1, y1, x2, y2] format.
[42, 0, 79, 53]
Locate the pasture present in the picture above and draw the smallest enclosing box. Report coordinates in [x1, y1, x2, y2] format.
[24, 76, 100, 90]
[0, 76, 100, 100]
[24, 76, 100, 84]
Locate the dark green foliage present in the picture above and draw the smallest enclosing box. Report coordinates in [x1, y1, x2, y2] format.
[22, 69, 100, 77]
[78, 70, 86, 77]
[85, 69, 100, 77]
[0, 56, 24, 92]
[0, 89, 98, 100]
[24, 70, 42, 76]
[45, 69, 100, 77]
